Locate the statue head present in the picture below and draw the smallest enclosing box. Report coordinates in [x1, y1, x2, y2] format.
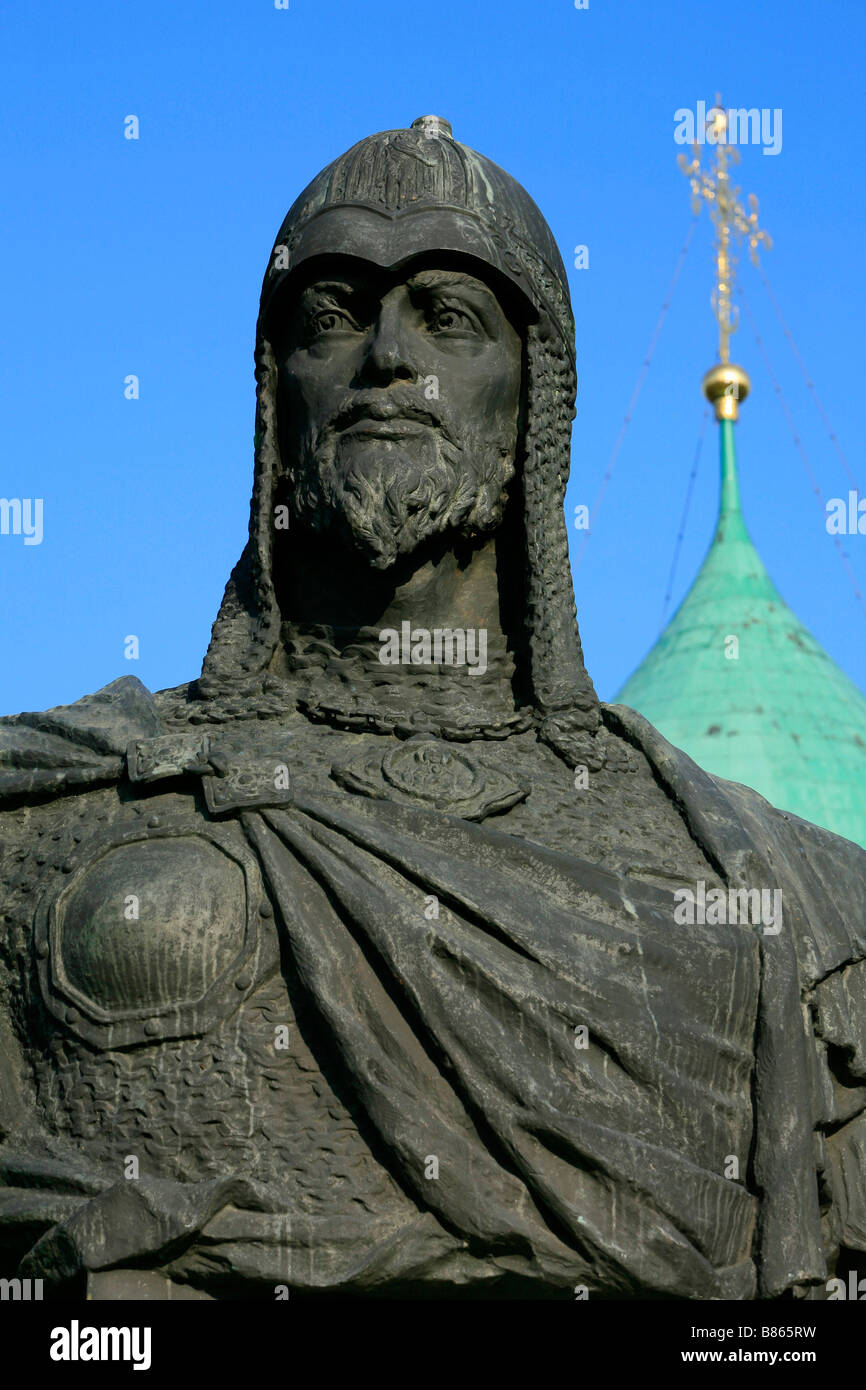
[270, 258, 523, 571]
[197, 117, 600, 755]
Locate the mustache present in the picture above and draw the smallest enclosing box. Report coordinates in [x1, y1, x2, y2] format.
[328, 391, 459, 447]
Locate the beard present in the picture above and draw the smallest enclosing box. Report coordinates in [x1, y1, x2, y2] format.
[284, 396, 516, 569]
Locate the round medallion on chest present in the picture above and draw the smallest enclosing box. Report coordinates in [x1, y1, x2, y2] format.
[35, 820, 275, 1047]
[61, 838, 245, 1011]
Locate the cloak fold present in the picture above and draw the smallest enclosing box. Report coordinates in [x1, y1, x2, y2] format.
[3, 684, 866, 1298]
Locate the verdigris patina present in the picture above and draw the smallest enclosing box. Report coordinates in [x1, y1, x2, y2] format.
[2, 116, 865, 1301]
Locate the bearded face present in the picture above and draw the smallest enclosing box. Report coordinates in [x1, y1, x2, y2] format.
[273, 261, 523, 569]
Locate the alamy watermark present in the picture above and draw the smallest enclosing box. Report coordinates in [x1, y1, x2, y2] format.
[827, 1271, 866, 1299]
[0, 498, 43, 545]
[1, 1277, 43, 1300]
[674, 101, 782, 157]
[826, 491, 866, 535]
[673, 880, 782, 934]
[50, 1321, 151, 1370]
[379, 622, 487, 675]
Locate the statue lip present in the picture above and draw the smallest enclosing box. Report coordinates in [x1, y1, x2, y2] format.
[342, 417, 428, 439]
[340, 402, 434, 439]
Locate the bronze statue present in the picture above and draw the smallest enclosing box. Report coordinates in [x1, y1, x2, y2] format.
[2, 116, 865, 1301]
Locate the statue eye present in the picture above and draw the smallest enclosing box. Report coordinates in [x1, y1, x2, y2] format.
[429, 305, 474, 334]
[310, 309, 350, 335]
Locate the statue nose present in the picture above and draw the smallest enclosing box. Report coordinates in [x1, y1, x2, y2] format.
[364, 307, 416, 383]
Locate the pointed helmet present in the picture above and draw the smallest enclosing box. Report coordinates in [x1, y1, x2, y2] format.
[197, 117, 600, 754]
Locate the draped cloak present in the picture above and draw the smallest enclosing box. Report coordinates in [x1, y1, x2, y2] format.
[1, 678, 865, 1300]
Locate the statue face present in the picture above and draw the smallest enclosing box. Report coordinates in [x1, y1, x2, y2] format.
[274, 258, 523, 568]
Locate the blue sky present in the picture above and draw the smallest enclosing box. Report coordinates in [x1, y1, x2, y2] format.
[1, 0, 863, 716]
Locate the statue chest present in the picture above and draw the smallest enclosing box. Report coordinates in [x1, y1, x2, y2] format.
[34, 964, 400, 1207]
[23, 790, 403, 1210]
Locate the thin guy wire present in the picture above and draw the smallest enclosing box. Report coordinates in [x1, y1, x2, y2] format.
[660, 406, 710, 634]
[739, 284, 866, 622]
[574, 214, 699, 570]
[757, 261, 859, 492]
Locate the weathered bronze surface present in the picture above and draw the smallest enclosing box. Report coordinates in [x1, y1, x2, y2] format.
[2, 117, 865, 1301]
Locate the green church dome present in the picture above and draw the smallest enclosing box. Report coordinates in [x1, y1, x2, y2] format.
[616, 417, 866, 848]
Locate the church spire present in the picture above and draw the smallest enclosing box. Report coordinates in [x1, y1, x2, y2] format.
[615, 98, 866, 849]
[678, 98, 771, 422]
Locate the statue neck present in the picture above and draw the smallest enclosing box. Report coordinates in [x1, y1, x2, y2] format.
[276, 526, 503, 631]
[268, 528, 528, 737]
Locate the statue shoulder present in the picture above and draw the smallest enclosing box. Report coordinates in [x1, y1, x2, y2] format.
[711, 767, 866, 868]
[708, 768, 866, 900]
[705, 769, 866, 993]
[0, 676, 161, 805]
[604, 701, 866, 968]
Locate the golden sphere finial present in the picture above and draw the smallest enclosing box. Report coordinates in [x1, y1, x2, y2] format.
[702, 363, 751, 421]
